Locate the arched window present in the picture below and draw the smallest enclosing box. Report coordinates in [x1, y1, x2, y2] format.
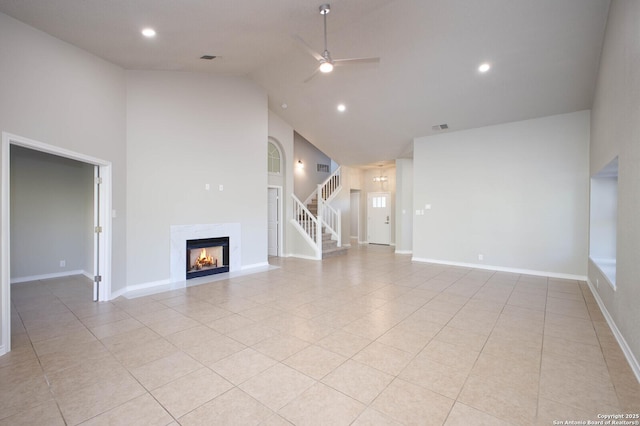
[268, 141, 281, 174]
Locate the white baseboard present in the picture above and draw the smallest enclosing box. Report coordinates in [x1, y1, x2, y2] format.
[0, 343, 6, 357]
[286, 253, 321, 261]
[82, 271, 94, 280]
[114, 264, 279, 300]
[241, 262, 270, 271]
[111, 278, 172, 300]
[342, 243, 352, 248]
[586, 278, 640, 384]
[11, 269, 86, 284]
[395, 250, 412, 255]
[411, 257, 587, 281]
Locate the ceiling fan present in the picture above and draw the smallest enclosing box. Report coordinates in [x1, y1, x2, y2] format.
[294, 3, 380, 83]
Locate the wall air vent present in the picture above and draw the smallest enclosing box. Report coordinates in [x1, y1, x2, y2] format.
[432, 124, 449, 131]
[200, 55, 217, 60]
[317, 163, 330, 173]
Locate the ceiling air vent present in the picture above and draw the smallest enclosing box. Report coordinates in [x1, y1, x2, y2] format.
[432, 124, 449, 131]
[200, 55, 217, 60]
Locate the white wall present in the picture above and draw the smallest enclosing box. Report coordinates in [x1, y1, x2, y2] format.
[395, 159, 413, 253]
[0, 12, 127, 350]
[589, 0, 640, 372]
[10, 147, 94, 280]
[126, 71, 268, 287]
[412, 111, 590, 276]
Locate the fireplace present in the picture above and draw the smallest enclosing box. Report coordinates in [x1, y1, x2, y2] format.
[186, 237, 229, 279]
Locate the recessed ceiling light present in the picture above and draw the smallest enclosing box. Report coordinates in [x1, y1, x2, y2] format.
[141, 28, 156, 38]
[337, 104, 346, 112]
[478, 63, 491, 73]
[281, 103, 288, 109]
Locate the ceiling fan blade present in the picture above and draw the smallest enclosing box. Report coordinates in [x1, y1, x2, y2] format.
[303, 68, 320, 83]
[334, 57, 381, 66]
[292, 34, 324, 62]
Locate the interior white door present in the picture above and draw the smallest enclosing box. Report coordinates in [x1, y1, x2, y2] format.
[368, 192, 391, 245]
[267, 187, 279, 256]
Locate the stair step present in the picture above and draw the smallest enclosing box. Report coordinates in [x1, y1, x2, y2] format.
[322, 246, 348, 259]
[323, 240, 337, 251]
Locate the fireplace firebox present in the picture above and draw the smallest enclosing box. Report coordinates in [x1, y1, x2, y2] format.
[186, 237, 229, 279]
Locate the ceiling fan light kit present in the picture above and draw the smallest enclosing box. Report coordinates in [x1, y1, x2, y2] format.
[319, 61, 334, 73]
[294, 3, 380, 82]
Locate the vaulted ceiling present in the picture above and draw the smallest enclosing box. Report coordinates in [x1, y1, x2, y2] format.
[0, 0, 610, 166]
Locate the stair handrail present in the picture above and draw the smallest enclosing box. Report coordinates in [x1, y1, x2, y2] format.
[291, 194, 322, 259]
[302, 166, 342, 207]
[320, 167, 341, 203]
[302, 188, 317, 208]
[318, 200, 342, 247]
[318, 166, 342, 247]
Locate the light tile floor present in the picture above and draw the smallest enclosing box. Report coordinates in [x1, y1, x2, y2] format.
[2, 244, 639, 425]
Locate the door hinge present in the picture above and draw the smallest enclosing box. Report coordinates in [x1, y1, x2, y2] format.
[95, 177, 102, 185]
[95, 226, 103, 233]
[94, 275, 102, 283]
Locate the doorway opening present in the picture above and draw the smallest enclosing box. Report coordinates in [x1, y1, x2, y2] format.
[267, 137, 285, 258]
[1, 132, 113, 355]
[267, 186, 282, 257]
[350, 190, 361, 244]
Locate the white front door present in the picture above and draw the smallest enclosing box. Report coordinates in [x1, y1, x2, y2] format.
[368, 192, 391, 245]
[267, 187, 279, 256]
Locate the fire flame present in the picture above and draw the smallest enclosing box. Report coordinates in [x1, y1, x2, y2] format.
[192, 248, 217, 270]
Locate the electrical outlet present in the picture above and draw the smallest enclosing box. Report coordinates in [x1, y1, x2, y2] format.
[205, 183, 210, 191]
[478, 254, 484, 261]
[219, 184, 224, 191]
[59, 260, 66, 267]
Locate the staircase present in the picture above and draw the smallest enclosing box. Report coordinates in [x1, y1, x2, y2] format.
[292, 167, 347, 260]
[320, 226, 348, 258]
[307, 196, 348, 259]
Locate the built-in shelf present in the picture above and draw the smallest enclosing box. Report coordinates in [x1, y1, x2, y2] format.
[590, 256, 616, 289]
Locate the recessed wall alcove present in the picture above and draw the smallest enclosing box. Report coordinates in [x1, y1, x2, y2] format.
[589, 157, 618, 288]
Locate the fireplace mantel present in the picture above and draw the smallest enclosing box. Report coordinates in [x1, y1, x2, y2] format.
[170, 223, 241, 284]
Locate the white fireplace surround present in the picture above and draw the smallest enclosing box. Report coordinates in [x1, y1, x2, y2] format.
[170, 223, 241, 284]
